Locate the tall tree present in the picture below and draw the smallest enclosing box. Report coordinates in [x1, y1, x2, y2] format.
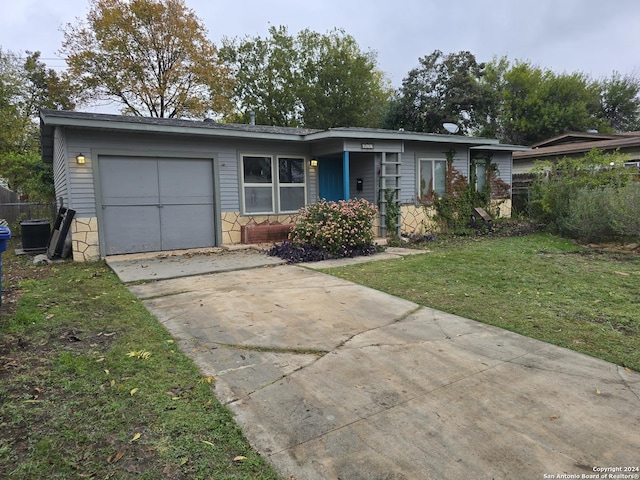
[497, 61, 604, 145]
[596, 72, 640, 132]
[220, 26, 391, 129]
[61, 0, 232, 118]
[383, 50, 487, 135]
[0, 49, 74, 200]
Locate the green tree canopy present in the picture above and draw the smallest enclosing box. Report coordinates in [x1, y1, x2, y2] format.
[61, 0, 232, 118]
[496, 61, 604, 145]
[0, 49, 74, 200]
[220, 26, 392, 129]
[595, 72, 640, 132]
[383, 50, 487, 135]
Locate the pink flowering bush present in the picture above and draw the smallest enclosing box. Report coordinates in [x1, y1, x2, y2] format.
[289, 199, 378, 255]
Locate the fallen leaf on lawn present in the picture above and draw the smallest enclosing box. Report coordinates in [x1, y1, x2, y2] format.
[595, 388, 601, 395]
[614, 271, 630, 276]
[198, 376, 213, 384]
[104, 369, 110, 375]
[96, 357, 105, 363]
[110, 380, 116, 387]
[201, 440, 215, 446]
[179, 457, 188, 466]
[130, 388, 139, 396]
[548, 415, 560, 420]
[233, 456, 247, 462]
[107, 450, 124, 463]
[130, 433, 141, 442]
[126, 350, 151, 360]
[165, 391, 176, 397]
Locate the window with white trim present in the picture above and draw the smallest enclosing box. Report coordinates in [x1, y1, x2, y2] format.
[474, 162, 487, 192]
[243, 155, 274, 213]
[278, 157, 306, 212]
[418, 158, 447, 198]
[241, 155, 306, 214]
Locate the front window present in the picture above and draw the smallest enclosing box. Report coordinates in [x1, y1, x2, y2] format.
[242, 155, 306, 214]
[278, 157, 306, 212]
[243, 156, 274, 213]
[419, 159, 447, 198]
[475, 162, 486, 192]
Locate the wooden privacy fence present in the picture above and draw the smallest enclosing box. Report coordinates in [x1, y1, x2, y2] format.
[0, 203, 58, 236]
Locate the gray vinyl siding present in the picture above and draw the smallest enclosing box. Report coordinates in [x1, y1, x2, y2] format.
[399, 144, 473, 204]
[53, 127, 68, 207]
[491, 152, 512, 189]
[349, 152, 376, 204]
[218, 150, 239, 211]
[343, 139, 403, 153]
[307, 165, 318, 203]
[63, 128, 313, 216]
[400, 151, 417, 203]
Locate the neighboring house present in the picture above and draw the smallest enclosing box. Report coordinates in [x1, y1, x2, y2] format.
[511, 131, 640, 213]
[40, 109, 527, 261]
[512, 131, 640, 174]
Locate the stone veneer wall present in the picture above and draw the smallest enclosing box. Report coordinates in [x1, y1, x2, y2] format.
[71, 217, 100, 262]
[399, 200, 512, 236]
[221, 212, 297, 244]
[400, 205, 437, 236]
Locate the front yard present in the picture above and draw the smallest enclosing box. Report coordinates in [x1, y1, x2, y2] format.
[1, 231, 638, 478]
[0, 240, 280, 480]
[323, 232, 640, 371]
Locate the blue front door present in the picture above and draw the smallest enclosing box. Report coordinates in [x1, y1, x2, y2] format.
[318, 157, 344, 201]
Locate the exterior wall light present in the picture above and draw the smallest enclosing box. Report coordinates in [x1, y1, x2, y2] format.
[310, 159, 318, 167]
[76, 153, 86, 164]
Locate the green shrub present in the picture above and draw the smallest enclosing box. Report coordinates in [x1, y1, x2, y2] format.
[610, 181, 640, 239]
[383, 188, 400, 236]
[559, 186, 617, 243]
[289, 198, 378, 254]
[530, 148, 636, 240]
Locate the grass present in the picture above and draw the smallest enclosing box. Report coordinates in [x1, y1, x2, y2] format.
[0, 246, 280, 479]
[322, 233, 640, 371]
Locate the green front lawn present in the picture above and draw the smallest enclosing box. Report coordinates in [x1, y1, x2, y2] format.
[323, 233, 640, 371]
[0, 246, 280, 480]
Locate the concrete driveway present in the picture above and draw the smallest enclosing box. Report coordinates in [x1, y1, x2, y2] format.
[110, 249, 640, 480]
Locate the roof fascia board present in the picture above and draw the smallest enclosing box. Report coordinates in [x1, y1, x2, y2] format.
[471, 144, 531, 152]
[40, 114, 308, 142]
[304, 129, 500, 145]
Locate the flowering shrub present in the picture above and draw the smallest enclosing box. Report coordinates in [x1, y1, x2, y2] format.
[289, 198, 378, 255]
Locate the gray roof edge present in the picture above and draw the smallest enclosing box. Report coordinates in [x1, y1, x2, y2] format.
[471, 144, 531, 152]
[305, 129, 504, 146]
[39, 110, 524, 150]
[39, 109, 312, 141]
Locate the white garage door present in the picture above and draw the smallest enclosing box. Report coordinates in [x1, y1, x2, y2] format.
[99, 156, 216, 255]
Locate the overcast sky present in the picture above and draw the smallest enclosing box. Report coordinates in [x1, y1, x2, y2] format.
[2, 0, 639, 112]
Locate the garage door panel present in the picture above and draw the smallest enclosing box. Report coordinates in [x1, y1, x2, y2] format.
[160, 204, 215, 250]
[100, 157, 159, 205]
[103, 206, 161, 255]
[99, 156, 216, 255]
[159, 159, 214, 205]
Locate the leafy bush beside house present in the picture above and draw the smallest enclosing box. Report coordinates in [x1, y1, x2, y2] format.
[529, 148, 640, 243]
[268, 198, 379, 263]
[289, 198, 378, 254]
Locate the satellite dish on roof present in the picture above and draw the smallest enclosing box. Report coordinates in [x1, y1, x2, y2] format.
[443, 123, 460, 134]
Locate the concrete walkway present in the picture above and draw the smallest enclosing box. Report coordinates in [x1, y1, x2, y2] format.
[108, 249, 640, 480]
